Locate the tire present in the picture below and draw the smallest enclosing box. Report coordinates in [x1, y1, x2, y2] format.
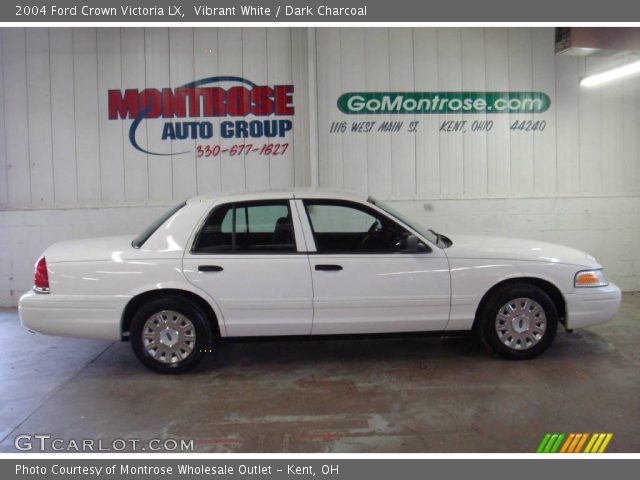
[476, 282, 558, 360]
[130, 295, 215, 374]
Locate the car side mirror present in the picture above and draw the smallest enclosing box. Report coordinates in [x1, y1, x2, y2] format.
[404, 234, 428, 253]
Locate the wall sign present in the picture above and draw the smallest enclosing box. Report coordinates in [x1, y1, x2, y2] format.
[108, 76, 294, 156]
[332, 91, 551, 135]
[338, 92, 550, 114]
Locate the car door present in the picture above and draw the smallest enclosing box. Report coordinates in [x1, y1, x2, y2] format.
[298, 199, 451, 335]
[182, 198, 313, 337]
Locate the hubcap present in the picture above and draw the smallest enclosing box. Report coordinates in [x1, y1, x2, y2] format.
[142, 310, 197, 364]
[495, 298, 547, 351]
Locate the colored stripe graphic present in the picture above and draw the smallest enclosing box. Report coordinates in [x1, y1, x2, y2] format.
[574, 433, 589, 452]
[536, 433, 565, 453]
[537, 433, 613, 453]
[559, 433, 575, 453]
[536, 433, 552, 453]
[561, 433, 588, 453]
[598, 434, 614, 453]
[550, 433, 565, 453]
[584, 433, 614, 453]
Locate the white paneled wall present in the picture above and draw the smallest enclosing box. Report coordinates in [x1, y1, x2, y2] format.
[1, 27, 640, 306]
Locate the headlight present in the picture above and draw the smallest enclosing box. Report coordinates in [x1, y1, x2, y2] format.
[574, 269, 608, 288]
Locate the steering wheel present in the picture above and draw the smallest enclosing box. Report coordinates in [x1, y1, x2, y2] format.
[358, 221, 382, 249]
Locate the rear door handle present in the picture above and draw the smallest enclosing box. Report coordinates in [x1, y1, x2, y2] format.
[315, 264, 343, 271]
[198, 265, 223, 272]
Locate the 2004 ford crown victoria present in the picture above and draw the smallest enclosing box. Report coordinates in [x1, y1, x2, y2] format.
[20, 190, 622, 373]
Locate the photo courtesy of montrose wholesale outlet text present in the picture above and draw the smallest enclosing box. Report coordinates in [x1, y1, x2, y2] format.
[0, 0, 639, 479]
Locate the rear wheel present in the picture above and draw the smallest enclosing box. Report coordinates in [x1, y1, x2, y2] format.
[477, 283, 558, 359]
[130, 295, 214, 373]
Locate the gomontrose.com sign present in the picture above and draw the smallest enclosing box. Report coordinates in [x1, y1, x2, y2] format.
[338, 92, 551, 114]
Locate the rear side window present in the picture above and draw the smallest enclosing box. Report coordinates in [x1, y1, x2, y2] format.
[192, 201, 296, 254]
[132, 202, 186, 249]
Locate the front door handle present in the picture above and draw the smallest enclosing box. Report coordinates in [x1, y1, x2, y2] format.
[198, 265, 223, 272]
[315, 264, 343, 271]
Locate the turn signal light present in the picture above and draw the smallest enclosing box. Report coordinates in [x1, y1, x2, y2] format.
[574, 269, 608, 288]
[33, 256, 50, 293]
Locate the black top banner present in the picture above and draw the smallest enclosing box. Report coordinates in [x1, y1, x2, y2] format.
[3, 0, 640, 22]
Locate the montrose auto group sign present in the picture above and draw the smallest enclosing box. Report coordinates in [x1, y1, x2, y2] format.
[108, 76, 294, 156]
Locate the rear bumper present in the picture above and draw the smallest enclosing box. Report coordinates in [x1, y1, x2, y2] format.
[564, 283, 622, 329]
[19, 290, 123, 341]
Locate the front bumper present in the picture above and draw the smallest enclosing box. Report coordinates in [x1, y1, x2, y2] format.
[564, 283, 622, 330]
[19, 290, 123, 341]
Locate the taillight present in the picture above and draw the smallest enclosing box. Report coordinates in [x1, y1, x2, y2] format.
[34, 256, 50, 293]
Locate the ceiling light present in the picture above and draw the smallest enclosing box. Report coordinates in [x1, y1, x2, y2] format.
[580, 60, 640, 87]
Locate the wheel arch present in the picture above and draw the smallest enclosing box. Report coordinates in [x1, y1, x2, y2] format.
[472, 276, 567, 330]
[121, 288, 223, 340]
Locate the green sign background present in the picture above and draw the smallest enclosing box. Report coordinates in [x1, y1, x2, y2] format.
[337, 91, 551, 114]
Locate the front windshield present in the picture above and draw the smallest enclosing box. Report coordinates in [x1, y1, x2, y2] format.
[131, 202, 186, 249]
[368, 197, 440, 246]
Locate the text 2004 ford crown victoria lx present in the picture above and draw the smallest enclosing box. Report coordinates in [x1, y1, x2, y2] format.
[19, 190, 622, 373]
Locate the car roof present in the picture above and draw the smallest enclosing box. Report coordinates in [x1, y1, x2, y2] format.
[186, 188, 369, 205]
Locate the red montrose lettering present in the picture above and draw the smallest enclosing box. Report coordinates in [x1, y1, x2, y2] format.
[108, 85, 294, 120]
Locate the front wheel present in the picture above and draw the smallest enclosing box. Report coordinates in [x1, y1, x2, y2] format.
[476, 283, 558, 360]
[130, 296, 214, 373]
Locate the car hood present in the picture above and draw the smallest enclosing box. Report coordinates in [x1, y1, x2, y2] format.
[44, 235, 136, 263]
[444, 234, 600, 268]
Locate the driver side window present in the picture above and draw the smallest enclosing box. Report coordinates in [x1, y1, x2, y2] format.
[304, 200, 413, 254]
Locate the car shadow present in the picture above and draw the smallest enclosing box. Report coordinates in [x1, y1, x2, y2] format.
[94, 326, 620, 377]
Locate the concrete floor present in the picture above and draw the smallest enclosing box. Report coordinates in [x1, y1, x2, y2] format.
[1, 293, 639, 453]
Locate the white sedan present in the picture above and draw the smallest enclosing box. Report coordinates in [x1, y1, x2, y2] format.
[19, 190, 622, 373]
